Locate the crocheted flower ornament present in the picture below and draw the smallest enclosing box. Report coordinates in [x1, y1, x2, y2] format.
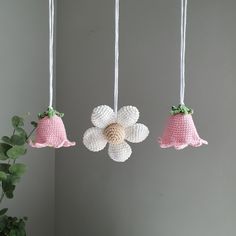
[159, 104, 208, 150]
[29, 107, 76, 148]
[83, 105, 149, 162]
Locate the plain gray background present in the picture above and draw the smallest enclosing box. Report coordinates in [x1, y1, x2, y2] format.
[56, 0, 236, 236]
[1, 0, 236, 236]
[0, 1, 54, 235]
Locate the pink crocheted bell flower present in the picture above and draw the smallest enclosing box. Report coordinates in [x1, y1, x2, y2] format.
[29, 107, 76, 148]
[159, 104, 208, 150]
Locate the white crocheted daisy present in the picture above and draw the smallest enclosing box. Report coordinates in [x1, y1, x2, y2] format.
[83, 105, 149, 162]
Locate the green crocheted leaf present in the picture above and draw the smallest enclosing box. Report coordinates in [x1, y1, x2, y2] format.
[170, 104, 193, 115]
[38, 107, 64, 119]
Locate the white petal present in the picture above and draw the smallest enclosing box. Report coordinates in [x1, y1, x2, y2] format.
[91, 105, 115, 128]
[117, 106, 139, 127]
[83, 127, 107, 152]
[125, 123, 149, 143]
[108, 141, 132, 162]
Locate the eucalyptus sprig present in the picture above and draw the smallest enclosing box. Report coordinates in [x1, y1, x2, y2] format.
[0, 208, 27, 236]
[0, 115, 37, 236]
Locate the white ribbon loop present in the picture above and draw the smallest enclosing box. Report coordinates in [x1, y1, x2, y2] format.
[49, 0, 55, 108]
[114, 0, 120, 117]
[180, 0, 187, 105]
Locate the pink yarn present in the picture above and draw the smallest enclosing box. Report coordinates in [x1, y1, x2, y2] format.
[159, 114, 208, 150]
[29, 115, 75, 148]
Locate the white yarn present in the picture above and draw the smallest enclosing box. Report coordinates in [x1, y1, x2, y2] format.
[83, 127, 108, 152]
[180, 0, 188, 105]
[91, 105, 115, 128]
[49, 0, 55, 108]
[125, 123, 149, 143]
[117, 106, 140, 128]
[114, 0, 120, 117]
[83, 105, 149, 162]
[108, 142, 132, 162]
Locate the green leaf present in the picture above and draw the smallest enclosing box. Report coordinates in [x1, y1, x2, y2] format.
[17, 228, 26, 236]
[15, 225, 26, 236]
[2, 177, 15, 199]
[5, 191, 14, 199]
[170, 104, 193, 115]
[12, 116, 24, 128]
[0, 208, 8, 216]
[0, 171, 7, 181]
[0, 164, 10, 173]
[7, 146, 26, 159]
[10, 135, 26, 146]
[30, 121, 38, 128]
[2, 178, 15, 191]
[0, 143, 12, 160]
[0, 215, 27, 235]
[15, 128, 27, 139]
[0, 215, 7, 231]
[9, 229, 17, 236]
[9, 164, 27, 176]
[8, 175, 21, 185]
[1, 136, 13, 145]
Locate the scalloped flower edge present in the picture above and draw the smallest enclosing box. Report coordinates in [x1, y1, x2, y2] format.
[29, 139, 76, 148]
[159, 138, 208, 150]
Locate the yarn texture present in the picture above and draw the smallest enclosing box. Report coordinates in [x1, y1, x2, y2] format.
[159, 1, 207, 150]
[29, 111, 75, 148]
[104, 123, 125, 144]
[159, 113, 208, 150]
[83, 105, 149, 162]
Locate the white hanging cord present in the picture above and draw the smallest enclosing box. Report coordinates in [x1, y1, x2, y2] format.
[49, 0, 55, 108]
[114, 0, 120, 116]
[180, 0, 188, 105]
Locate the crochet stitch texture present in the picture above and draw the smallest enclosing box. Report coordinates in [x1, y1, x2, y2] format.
[159, 114, 208, 150]
[83, 105, 149, 162]
[30, 115, 75, 148]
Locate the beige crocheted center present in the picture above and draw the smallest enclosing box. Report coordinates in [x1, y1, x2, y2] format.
[104, 123, 125, 144]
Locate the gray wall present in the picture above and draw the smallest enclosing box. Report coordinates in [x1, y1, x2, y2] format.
[1, 0, 236, 235]
[0, 1, 54, 236]
[56, 0, 236, 236]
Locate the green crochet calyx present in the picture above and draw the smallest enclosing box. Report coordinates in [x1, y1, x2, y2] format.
[38, 107, 64, 119]
[170, 104, 193, 115]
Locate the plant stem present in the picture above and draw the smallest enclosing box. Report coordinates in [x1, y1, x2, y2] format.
[26, 127, 37, 141]
[0, 191, 5, 204]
